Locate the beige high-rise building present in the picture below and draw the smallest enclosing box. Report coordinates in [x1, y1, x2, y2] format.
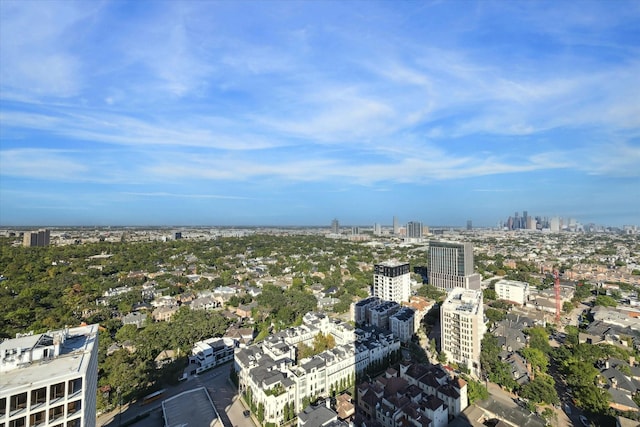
[22, 229, 50, 247]
[440, 288, 485, 377]
[429, 241, 481, 290]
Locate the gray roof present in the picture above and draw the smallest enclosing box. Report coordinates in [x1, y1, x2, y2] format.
[162, 387, 218, 427]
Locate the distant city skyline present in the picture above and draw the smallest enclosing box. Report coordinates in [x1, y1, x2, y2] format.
[1, 1, 639, 227]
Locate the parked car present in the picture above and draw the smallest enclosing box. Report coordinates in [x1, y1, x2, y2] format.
[580, 415, 589, 426]
[243, 410, 251, 418]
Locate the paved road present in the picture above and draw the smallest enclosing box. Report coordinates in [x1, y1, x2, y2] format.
[97, 362, 255, 427]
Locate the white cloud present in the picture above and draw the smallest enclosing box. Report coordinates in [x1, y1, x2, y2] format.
[0, 149, 88, 181]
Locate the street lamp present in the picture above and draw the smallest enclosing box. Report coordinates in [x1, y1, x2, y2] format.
[117, 387, 122, 427]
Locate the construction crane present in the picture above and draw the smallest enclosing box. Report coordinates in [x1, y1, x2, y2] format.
[554, 270, 561, 324]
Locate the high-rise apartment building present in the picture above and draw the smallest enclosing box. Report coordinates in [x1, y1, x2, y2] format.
[22, 229, 50, 247]
[406, 221, 423, 239]
[0, 324, 99, 427]
[428, 241, 481, 291]
[331, 218, 340, 234]
[440, 288, 485, 376]
[466, 220, 472, 231]
[393, 216, 399, 235]
[373, 260, 411, 304]
[373, 223, 382, 235]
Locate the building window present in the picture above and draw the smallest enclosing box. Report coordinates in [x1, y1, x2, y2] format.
[0, 397, 6, 416]
[9, 418, 25, 427]
[67, 400, 81, 416]
[48, 405, 64, 421]
[50, 382, 65, 401]
[66, 419, 80, 427]
[67, 378, 82, 397]
[10, 393, 27, 414]
[30, 388, 46, 409]
[29, 410, 46, 426]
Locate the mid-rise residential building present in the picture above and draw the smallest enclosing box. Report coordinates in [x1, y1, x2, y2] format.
[369, 301, 400, 331]
[189, 337, 237, 374]
[404, 296, 435, 333]
[429, 241, 481, 290]
[389, 307, 415, 343]
[373, 261, 410, 304]
[0, 324, 99, 427]
[235, 313, 400, 426]
[353, 297, 380, 325]
[495, 279, 530, 305]
[441, 288, 485, 376]
[22, 229, 50, 247]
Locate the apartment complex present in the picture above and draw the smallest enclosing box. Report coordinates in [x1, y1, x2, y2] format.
[440, 288, 485, 376]
[429, 241, 481, 291]
[357, 362, 468, 427]
[0, 324, 99, 427]
[373, 261, 411, 304]
[235, 312, 400, 426]
[389, 307, 415, 344]
[22, 229, 50, 247]
[495, 279, 530, 305]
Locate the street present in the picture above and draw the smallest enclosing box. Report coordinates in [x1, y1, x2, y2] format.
[97, 362, 255, 427]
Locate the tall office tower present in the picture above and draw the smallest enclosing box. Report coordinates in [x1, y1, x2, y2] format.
[373, 260, 411, 304]
[374, 223, 382, 235]
[514, 212, 520, 229]
[406, 221, 423, 239]
[23, 229, 50, 247]
[527, 217, 536, 230]
[466, 220, 472, 231]
[440, 288, 485, 376]
[393, 216, 399, 235]
[523, 211, 528, 229]
[0, 324, 99, 427]
[331, 218, 340, 234]
[550, 217, 560, 232]
[429, 241, 481, 290]
[352, 226, 360, 235]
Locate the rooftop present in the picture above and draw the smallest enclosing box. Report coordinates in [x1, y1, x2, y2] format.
[0, 324, 98, 393]
[162, 387, 218, 427]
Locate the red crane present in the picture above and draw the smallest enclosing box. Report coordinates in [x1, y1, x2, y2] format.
[554, 270, 561, 324]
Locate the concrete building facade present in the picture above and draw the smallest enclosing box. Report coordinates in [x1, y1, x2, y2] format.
[495, 279, 530, 305]
[429, 241, 481, 291]
[440, 288, 485, 376]
[0, 324, 99, 427]
[373, 261, 411, 304]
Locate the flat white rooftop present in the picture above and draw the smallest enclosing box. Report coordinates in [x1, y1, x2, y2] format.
[0, 324, 98, 393]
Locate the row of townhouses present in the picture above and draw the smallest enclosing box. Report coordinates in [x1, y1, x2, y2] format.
[234, 312, 401, 426]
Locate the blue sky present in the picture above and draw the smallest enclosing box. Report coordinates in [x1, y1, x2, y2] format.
[1, 0, 639, 227]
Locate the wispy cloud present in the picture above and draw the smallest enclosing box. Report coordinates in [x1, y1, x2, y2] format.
[121, 192, 252, 200]
[1, 1, 639, 225]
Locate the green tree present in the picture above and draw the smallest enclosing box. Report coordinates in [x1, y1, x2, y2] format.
[525, 327, 551, 353]
[594, 295, 617, 307]
[520, 347, 548, 374]
[519, 374, 559, 405]
[463, 375, 489, 403]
